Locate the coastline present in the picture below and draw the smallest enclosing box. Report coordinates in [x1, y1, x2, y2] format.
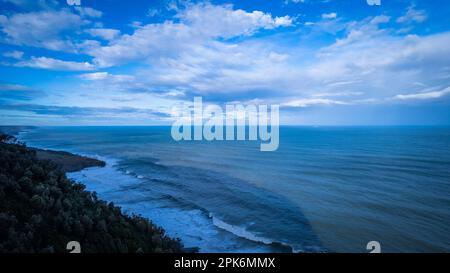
[0, 126, 188, 253]
[1, 126, 106, 173]
[11, 126, 298, 253]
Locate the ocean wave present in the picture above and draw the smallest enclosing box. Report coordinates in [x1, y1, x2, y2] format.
[70, 164, 281, 252]
[111, 164, 324, 253]
[86, 161, 302, 252]
[209, 213, 295, 253]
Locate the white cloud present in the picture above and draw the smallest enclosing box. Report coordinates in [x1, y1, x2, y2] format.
[74, 7, 103, 18]
[397, 7, 427, 24]
[2, 50, 24, 59]
[86, 28, 120, 40]
[321, 12, 337, 19]
[306, 12, 347, 34]
[82, 6, 450, 108]
[147, 8, 159, 17]
[0, 83, 32, 91]
[394, 87, 450, 100]
[0, 9, 87, 51]
[79, 72, 134, 82]
[88, 3, 293, 67]
[16, 56, 94, 71]
[88, 22, 192, 67]
[282, 98, 347, 107]
[284, 0, 306, 4]
[370, 15, 390, 25]
[177, 3, 293, 38]
[307, 23, 450, 99]
[274, 16, 294, 27]
[78, 72, 109, 80]
[1, 0, 58, 9]
[312, 91, 363, 97]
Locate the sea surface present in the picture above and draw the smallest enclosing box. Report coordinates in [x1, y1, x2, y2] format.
[18, 126, 450, 252]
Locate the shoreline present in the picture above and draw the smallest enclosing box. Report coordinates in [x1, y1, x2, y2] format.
[1, 126, 106, 173]
[6, 127, 201, 252]
[0, 126, 190, 253]
[6, 126, 299, 253]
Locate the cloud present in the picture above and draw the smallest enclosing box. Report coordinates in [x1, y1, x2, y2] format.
[85, 28, 120, 40]
[1, 0, 58, 9]
[304, 23, 450, 103]
[2, 50, 24, 59]
[88, 3, 293, 67]
[312, 91, 363, 97]
[0, 9, 87, 51]
[0, 83, 42, 101]
[321, 12, 337, 19]
[394, 87, 450, 100]
[74, 7, 103, 18]
[0, 103, 167, 117]
[78, 72, 109, 80]
[171, 19, 448, 101]
[15, 56, 94, 71]
[284, 0, 306, 4]
[397, 7, 427, 24]
[282, 98, 347, 107]
[177, 3, 293, 37]
[0, 103, 172, 125]
[76, 72, 155, 96]
[303, 11, 348, 34]
[370, 15, 390, 25]
[79, 72, 134, 82]
[147, 8, 159, 17]
[79, 5, 450, 110]
[0, 83, 33, 91]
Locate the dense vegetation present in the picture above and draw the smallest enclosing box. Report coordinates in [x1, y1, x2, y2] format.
[0, 135, 183, 253]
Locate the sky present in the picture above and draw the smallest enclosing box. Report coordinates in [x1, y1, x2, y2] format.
[0, 0, 449, 125]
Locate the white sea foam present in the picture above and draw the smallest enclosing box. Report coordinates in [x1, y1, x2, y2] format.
[67, 160, 277, 253]
[209, 213, 294, 252]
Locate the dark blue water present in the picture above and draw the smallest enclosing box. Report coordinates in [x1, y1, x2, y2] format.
[18, 126, 450, 252]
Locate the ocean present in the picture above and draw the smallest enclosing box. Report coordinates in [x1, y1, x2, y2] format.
[17, 126, 450, 253]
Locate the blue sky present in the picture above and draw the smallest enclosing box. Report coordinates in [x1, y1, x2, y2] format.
[0, 0, 449, 125]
